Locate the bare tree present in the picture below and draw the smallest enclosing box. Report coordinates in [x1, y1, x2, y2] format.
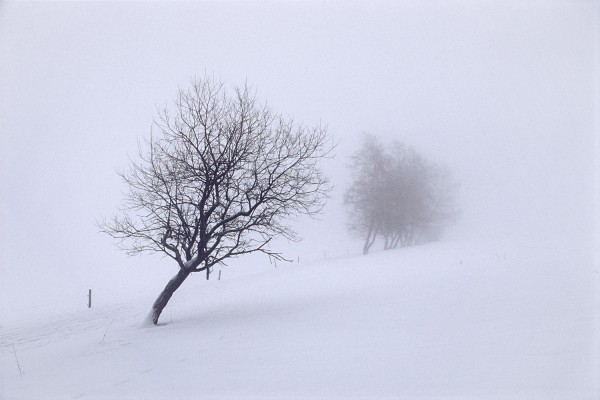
[101, 76, 333, 325]
[343, 134, 388, 254]
[345, 135, 457, 254]
[381, 141, 432, 249]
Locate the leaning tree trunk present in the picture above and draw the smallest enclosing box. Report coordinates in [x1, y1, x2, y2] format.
[145, 268, 191, 326]
[363, 226, 377, 255]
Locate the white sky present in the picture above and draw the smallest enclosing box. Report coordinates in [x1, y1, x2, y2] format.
[1, 0, 598, 321]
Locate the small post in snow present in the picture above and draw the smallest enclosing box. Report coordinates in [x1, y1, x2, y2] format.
[218, 270, 222, 280]
[88, 289, 92, 309]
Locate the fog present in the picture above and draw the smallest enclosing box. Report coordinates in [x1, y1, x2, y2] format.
[1, 1, 597, 322]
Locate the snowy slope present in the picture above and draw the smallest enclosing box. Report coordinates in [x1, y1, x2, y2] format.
[1, 238, 598, 400]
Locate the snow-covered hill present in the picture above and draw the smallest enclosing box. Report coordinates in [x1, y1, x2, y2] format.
[1, 238, 598, 400]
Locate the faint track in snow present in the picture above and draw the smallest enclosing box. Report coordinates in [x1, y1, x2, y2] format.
[0, 306, 124, 355]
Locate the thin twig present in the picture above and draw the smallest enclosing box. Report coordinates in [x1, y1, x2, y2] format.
[100, 312, 118, 344]
[12, 344, 23, 377]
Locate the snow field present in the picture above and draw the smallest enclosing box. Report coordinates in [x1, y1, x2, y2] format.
[1, 238, 597, 399]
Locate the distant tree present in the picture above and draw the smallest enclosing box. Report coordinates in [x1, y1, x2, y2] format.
[345, 135, 457, 254]
[343, 135, 388, 255]
[101, 76, 333, 325]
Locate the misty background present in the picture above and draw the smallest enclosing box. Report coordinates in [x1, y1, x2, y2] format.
[1, 1, 598, 323]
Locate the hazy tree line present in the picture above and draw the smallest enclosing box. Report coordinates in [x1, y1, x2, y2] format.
[102, 75, 457, 325]
[344, 134, 458, 254]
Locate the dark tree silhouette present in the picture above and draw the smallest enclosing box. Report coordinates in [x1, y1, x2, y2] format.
[101, 76, 333, 325]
